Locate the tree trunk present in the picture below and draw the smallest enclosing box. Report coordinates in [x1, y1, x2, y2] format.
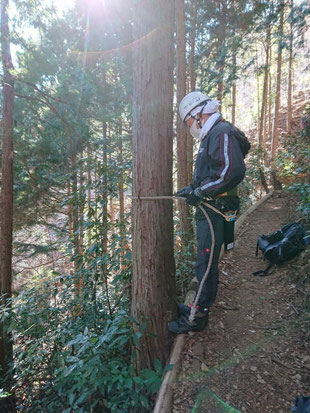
[78, 160, 84, 271]
[259, 168, 270, 193]
[271, 0, 284, 161]
[258, 28, 270, 148]
[71, 158, 82, 296]
[231, 0, 236, 125]
[87, 145, 92, 248]
[0, 0, 15, 385]
[287, 0, 293, 134]
[218, 80, 224, 105]
[176, 0, 192, 247]
[188, 0, 198, 181]
[101, 122, 108, 253]
[232, 55, 237, 125]
[256, 63, 260, 135]
[101, 123, 111, 316]
[187, 0, 198, 182]
[117, 122, 128, 270]
[109, 196, 115, 223]
[217, 2, 227, 107]
[268, 41, 272, 141]
[118, 124, 125, 228]
[67, 179, 74, 273]
[189, 0, 198, 93]
[131, 0, 176, 371]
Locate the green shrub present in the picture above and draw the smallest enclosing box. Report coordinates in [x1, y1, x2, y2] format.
[277, 106, 310, 223]
[2, 275, 168, 412]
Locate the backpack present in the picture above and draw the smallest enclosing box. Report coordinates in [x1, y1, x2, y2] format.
[292, 396, 310, 413]
[228, 122, 251, 158]
[253, 223, 306, 276]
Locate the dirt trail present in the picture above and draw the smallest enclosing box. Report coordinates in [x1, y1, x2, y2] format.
[172, 193, 310, 413]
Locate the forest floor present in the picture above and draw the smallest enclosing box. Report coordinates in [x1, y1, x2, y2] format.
[171, 191, 310, 413]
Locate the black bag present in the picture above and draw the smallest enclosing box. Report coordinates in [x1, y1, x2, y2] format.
[253, 223, 306, 276]
[292, 396, 310, 413]
[227, 123, 251, 158]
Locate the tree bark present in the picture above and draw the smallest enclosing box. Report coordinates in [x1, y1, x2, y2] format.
[118, 124, 125, 230]
[189, 0, 198, 93]
[101, 122, 108, 253]
[0, 0, 15, 384]
[259, 168, 270, 194]
[231, 0, 236, 125]
[188, 0, 198, 182]
[232, 54, 237, 125]
[70, 157, 84, 302]
[287, 0, 293, 134]
[117, 122, 129, 270]
[217, 1, 227, 107]
[78, 160, 84, 273]
[67, 179, 74, 273]
[268, 40, 272, 141]
[176, 0, 193, 247]
[271, 0, 284, 161]
[256, 57, 260, 135]
[258, 28, 270, 148]
[87, 145, 92, 248]
[101, 123, 111, 316]
[131, 0, 176, 371]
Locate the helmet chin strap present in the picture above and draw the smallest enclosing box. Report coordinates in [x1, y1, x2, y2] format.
[195, 101, 209, 128]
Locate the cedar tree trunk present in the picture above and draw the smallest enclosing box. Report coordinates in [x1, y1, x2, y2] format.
[131, 0, 176, 371]
[258, 28, 270, 148]
[0, 0, 14, 385]
[287, 0, 293, 134]
[176, 0, 193, 247]
[188, 0, 198, 182]
[271, 0, 284, 162]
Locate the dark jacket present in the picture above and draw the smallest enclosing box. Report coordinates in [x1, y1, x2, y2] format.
[193, 117, 246, 198]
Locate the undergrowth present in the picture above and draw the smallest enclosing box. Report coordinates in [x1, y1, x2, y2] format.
[0, 275, 170, 412]
[277, 106, 310, 223]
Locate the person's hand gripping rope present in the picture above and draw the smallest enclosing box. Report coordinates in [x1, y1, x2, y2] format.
[176, 185, 203, 207]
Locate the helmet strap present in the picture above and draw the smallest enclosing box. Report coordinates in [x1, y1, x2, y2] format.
[196, 101, 209, 129]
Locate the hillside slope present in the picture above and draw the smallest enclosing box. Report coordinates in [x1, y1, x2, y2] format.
[172, 192, 309, 413]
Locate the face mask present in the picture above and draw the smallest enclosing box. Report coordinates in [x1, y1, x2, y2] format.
[189, 120, 201, 140]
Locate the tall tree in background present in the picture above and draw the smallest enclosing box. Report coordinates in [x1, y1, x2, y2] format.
[231, 0, 237, 124]
[189, 0, 198, 93]
[216, 1, 228, 103]
[258, 26, 271, 148]
[176, 0, 193, 247]
[287, 0, 294, 134]
[0, 0, 14, 385]
[271, 0, 284, 161]
[188, 0, 198, 182]
[131, 0, 176, 371]
[268, 39, 273, 139]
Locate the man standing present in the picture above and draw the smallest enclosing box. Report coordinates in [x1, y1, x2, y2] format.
[168, 91, 249, 334]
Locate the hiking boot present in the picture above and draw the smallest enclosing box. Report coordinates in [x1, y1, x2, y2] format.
[168, 310, 209, 334]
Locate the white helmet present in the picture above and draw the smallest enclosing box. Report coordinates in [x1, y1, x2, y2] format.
[179, 91, 210, 122]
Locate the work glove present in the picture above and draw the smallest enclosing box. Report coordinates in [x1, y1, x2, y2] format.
[176, 185, 193, 198]
[186, 188, 203, 206]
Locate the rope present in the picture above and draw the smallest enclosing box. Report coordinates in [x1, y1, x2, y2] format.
[130, 196, 184, 200]
[130, 195, 237, 222]
[130, 194, 223, 323]
[201, 201, 237, 222]
[188, 203, 215, 322]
